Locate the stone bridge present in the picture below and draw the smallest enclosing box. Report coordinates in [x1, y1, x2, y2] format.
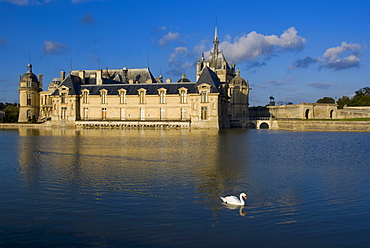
[246, 117, 273, 129]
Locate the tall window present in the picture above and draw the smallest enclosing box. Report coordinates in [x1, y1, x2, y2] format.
[120, 108, 125, 120]
[27, 94, 32, 106]
[159, 90, 166, 104]
[83, 108, 88, 120]
[27, 81, 31, 88]
[138, 89, 146, 104]
[180, 89, 187, 103]
[160, 108, 165, 120]
[140, 108, 145, 120]
[100, 90, 107, 104]
[82, 91, 89, 104]
[61, 107, 67, 119]
[119, 89, 126, 104]
[181, 108, 186, 120]
[201, 91, 208, 103]
[61, 93, 66, 104]
[102, 108, 107, 120]
[201, 107, 207, 120]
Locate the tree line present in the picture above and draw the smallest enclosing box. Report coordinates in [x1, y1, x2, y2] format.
[0, 102, 19, 123]
[317, 87, 370, 109]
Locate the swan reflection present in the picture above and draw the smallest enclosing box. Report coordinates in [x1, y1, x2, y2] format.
[223, 203, 247, 216]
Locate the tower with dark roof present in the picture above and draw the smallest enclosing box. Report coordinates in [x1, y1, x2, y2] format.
[196, 26, 235, 82]
[18, 64, 42, 122]
[226, 69, 251, 124]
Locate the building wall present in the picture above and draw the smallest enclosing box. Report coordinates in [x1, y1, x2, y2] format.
[48, 90, 222, 129]
[336, 106, 370, 119]
[18, 78, 41, 122]
[267, 103, 337, 119]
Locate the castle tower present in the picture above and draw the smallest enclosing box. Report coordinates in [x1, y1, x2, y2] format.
[227, 69, 250, 122]
[18, 64, 42, 122]
[196, 25, 235, 82]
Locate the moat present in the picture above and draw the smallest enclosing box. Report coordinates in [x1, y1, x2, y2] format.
[1, 128, 369, 247]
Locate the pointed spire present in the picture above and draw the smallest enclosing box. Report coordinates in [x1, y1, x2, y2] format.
[213, 19, 219, 54]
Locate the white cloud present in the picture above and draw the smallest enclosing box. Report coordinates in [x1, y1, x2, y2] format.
[319, 42, 363, 71]
[158, 31, 180, 46]
[291, 42, 364, 71]
[43, 41, 68, 55]
[167, 46, 195, 76]
[218, 27, 307, 63]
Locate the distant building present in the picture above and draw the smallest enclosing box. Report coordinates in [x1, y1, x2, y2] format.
[18, 27, 250, 129]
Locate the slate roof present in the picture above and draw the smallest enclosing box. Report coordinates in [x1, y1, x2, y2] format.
[52, 66, 223, 96]
[196, 66, 222, 93]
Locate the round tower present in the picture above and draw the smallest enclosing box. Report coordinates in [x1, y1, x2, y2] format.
[18, 64, 42, 122]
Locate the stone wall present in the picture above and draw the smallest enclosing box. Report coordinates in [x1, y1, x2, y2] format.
[267, 103, 337, 119]
[272, 120, 370, 132]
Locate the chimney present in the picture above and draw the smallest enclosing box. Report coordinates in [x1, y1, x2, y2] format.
[38, 74, 43, 89]
[96, 69, 102, 85]
[79, 70, 85, 84]
[60, 71, 66, 81]
[166, 78, 172, 83]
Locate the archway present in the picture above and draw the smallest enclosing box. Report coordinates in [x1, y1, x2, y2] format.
[246, 122, 256, 129]
[305, 109, 310, 119]
[259, 122, 269, 129]
[330, 109, 334, 119]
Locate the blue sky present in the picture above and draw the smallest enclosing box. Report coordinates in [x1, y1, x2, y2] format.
[0, 0, 369, 106]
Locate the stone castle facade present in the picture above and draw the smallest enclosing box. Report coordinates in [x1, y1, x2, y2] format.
[18, 27, 250, 129]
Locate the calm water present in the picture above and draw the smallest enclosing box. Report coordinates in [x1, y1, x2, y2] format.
[0, 128, 370, 247]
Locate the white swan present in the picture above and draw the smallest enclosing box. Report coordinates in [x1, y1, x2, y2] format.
[220, 193, 247, 206]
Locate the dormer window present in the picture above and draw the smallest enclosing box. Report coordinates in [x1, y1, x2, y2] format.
[158, 88, 167, 104]
[179, 87, 188, 104]
[118, 89, 127, 104]
[197, 83, 211, 103]
[100, 89, 108, 104]
[59, 87, 69, 104]
[138, 88, 146, 104]
[81, 89, 89, 104]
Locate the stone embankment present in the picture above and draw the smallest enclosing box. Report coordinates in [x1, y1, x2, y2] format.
[273, 120, 370, 132]
[1, 120, 370, 132]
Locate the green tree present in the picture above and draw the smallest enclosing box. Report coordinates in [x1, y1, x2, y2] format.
[337, 96, 351, 109]
[0, 103, 19, 123]
[316, 97, 335, 104]
[337, 87, 370, 108]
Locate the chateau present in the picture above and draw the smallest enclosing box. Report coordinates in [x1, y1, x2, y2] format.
[18, 27, 250, 129]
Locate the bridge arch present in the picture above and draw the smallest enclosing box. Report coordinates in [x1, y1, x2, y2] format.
[259, 122, 269, 129]
[246, 122, 256, 129]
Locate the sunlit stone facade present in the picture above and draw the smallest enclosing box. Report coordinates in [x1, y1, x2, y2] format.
[18, 27, 250, 129]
